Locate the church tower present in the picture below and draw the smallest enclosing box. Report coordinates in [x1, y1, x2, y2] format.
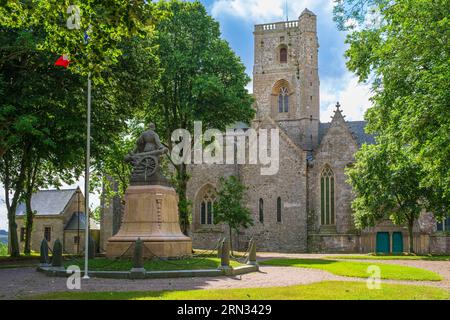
[253, 9, 320, 150]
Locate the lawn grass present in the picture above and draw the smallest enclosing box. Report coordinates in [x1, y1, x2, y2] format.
[260, 258, 442, 281]
[63, 256, 243, 271]
[326, 254, 450, 261]
[30, 281, 449, 300]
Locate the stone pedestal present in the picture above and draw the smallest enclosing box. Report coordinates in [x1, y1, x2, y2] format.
[106, 185, 192, 258]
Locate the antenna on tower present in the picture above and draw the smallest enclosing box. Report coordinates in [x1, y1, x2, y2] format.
[285, 0, 289, 22]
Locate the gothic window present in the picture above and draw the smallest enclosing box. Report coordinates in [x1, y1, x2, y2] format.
[280, 47, 288, 63]
[437, 216, 450, 232]
[320, 166, 335, 225]
[200, 189, 216, 226]
[259, 198, 264, 223]
[277, 197, 282, 223]
[278, 87, 289, 113]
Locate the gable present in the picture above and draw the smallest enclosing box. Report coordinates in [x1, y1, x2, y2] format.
[319, 121, 375, 147]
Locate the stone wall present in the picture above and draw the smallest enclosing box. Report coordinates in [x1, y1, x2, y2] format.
[307, 111, 360, 251]
[63, 230, 86, 254]
[16, 216, 64, 253]
[308, 234, 361, 253]
[429, 235, 450, 255]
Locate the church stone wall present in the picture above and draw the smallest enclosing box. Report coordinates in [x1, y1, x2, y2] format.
[307, 114, 360, 252]
[238, 123, 308, 252]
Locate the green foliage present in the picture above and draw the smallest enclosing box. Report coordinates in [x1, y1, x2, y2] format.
[346, 142, 424, 228]
[0, 21, 160, 255]
[0, 0, 161, 82]
[214, 176, 253, 233]
[31, 281, 450, 300]
[336, 0, 450, 221]
[260, 259, 442, 281]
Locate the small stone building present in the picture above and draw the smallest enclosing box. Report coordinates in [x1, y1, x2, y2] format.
[16, 188, 100, 254]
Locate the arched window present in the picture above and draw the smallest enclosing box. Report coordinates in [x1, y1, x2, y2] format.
[280, 47, 288, 63]
[277, 197, 282, 223]
[200, 189, 216, 225]
[259, 198, 264, 223]
[321, 166, 335, 225]
[278, 87, 289, 113]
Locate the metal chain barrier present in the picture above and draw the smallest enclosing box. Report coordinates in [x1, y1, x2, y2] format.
[230, 233, 257, 263]
[192, 237, 224, 257]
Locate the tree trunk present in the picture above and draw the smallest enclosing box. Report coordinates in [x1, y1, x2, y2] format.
[24, 193, 34, 255]
[4, 144, 31, 257]
[7, 211, 20, 257]
[408, 218, 415, 254]
[177, 163, 189, 235]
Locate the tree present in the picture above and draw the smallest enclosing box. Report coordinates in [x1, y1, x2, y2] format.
[347, 141, 426, 253]
[0, 0, 160, 82]
[213, 176, 253, 254]
[334, 0, 449, 236]
[147, 0, 255, 234]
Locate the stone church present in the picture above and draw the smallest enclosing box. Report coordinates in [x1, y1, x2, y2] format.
[101, 9, 449, 254]
[183, 9, 449, 254]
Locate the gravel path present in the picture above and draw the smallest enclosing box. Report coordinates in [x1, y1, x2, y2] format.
[0, 253, 448, 300]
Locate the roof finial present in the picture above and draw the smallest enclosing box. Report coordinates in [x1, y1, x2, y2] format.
[336, 101, 341, 111]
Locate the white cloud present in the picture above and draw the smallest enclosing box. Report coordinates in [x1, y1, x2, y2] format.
[320, 72, 373, 122]
[211, 0, 333, 23]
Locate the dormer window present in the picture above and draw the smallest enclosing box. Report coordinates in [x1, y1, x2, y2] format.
[280, 47, 288, 63]
[278, 87, 289, 113]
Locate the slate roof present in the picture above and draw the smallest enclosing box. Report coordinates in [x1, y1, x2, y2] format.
[318, 121, 376, 147]
[65, 212, 100, 231]
[16, 189, 79, 216]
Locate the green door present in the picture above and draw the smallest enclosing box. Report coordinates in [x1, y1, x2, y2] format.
[392, 232, 404, 253]
[376, 232, 390, 254]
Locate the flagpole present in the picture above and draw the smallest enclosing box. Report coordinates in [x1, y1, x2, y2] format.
[83, 71, 91, 280]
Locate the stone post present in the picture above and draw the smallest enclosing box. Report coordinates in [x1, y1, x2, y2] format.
[51, 239, 64, 271]
[130, 238, 146, 279]
[39, 239, 50, 267]
[217, 237, 223, 259]
[219, 238, 232, 275]
[246, 239, 258, 266]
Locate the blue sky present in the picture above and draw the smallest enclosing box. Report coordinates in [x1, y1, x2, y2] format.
[0, 0, 373, 231]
